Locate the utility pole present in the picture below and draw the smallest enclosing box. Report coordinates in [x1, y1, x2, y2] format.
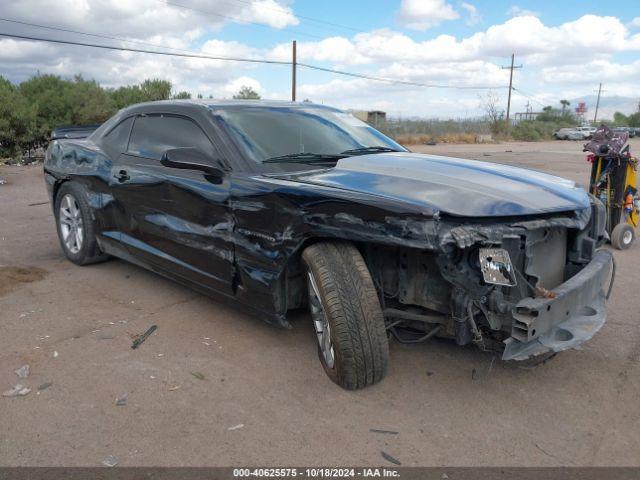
[291, 40, 297, 102]
[501, 53, 522, 124]
[593, 83, 603, 124]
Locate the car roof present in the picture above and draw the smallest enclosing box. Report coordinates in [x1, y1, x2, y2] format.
[91, 99, 346, 141]
[120, 99, 342, 114]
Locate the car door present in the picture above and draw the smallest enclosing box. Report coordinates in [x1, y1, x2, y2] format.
[109, 112, 235, 295]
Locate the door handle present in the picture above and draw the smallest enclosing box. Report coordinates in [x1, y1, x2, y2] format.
[115, 170, 130, 182]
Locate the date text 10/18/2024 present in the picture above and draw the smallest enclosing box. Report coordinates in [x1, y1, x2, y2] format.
[233, 468, 401, 478]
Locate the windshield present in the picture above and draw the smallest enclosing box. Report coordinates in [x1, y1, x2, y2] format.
[210, 105, 405, 165]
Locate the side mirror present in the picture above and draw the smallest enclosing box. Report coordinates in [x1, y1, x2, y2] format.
[160, 147, 226, 177]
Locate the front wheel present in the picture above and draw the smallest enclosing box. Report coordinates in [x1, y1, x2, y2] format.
[302, 241, 389, 390]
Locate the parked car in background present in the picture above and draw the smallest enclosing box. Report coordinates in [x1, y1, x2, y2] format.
[553, 128, 576, 140]
[44, 100, 613, 389]
[566, 129, 586, 141]
[554, 127, 595, 140]
[613, 127, 636, 138]
[577, 126, 597, 139]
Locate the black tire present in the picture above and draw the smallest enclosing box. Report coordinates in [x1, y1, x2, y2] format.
[54, 182, 109, 265]
[302, 241, 389, 390]
[611, 222, 634, 250]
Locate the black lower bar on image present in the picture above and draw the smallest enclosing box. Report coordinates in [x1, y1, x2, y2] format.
[0, 467, 639, 480]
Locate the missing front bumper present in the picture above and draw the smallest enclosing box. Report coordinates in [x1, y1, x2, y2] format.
[502, 249, 613, 361]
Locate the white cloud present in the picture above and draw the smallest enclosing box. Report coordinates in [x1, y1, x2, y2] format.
[0, 0, 298, 97]
[236, 0, 299, 29]
[219, 76, 263, 97]
[1, 1, 639, 119]
[397, 0, 459, 31]
[461, 3, 481, 26]
[0, 0, 298, 40]
[541, 60, 640, 87]
[507, 6, 540, 18]
[0, 33, 260, 98]
[267, 36, 371, 64]
[273, 15, 640, 68]
[264, 13, 640, 117]
[290, 77, 490, 118]
[629, 17, 640, 28]
[378, 60, 507, 87]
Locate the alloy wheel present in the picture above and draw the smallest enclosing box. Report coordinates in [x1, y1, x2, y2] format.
[59, 194, 84, 254]
[306, 270, 335, 369]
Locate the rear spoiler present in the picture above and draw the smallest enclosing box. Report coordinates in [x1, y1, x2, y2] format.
[50, 124, 101, 140]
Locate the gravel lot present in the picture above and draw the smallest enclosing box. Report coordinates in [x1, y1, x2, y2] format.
[1, 140, 639, 467]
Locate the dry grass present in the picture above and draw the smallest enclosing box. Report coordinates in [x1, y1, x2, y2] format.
[395, 132, 492, 146]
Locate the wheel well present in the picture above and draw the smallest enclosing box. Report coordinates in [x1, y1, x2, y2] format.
[284, 237, 371, 311]
[52, 178, 69, 204]
[287, 237, 366, 275]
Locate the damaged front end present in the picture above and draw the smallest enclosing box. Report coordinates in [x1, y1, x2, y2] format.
[363, 197, 614, 361]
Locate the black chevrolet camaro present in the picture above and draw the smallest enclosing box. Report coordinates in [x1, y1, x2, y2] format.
[45, 100, 613, 389]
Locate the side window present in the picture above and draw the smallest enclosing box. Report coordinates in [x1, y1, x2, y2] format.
[127, 114, 216, 161]
[102, 117, 134, 155]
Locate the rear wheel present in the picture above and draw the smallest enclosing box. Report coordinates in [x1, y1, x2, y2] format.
[611, 222, 634, 250]
[54, 182, 109, 265]
[302, 241, 389, 390]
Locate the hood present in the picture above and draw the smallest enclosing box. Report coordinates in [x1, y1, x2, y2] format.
[284, 152, 590, 217]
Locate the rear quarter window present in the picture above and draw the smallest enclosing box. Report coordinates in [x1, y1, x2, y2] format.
[102, 117, 134, 155]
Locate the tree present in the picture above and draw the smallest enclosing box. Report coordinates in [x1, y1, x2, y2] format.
[480, 91, 506, 137]
[613, 112, 629, 126]
[538, 106, 559, 122]
[628, 112, 640, 128]
[233, 86, 260, 100]
[19, 74, 114, 143]
[67, 75, 114, 125]
[173, 91, 191, 99]
[109, 79, 173, 109]
[0, 76, 36, 156]
[560, 99, 570, 115]
[1, 74, 182, 156]
[19, 74, 75, 141]
[139, 79, 172, 101]
[110, 85, 144, 109]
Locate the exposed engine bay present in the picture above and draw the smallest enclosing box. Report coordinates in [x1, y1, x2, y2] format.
[361, 198, 613, 361]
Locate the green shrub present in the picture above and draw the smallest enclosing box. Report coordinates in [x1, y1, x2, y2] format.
[511, 120, 572, 141]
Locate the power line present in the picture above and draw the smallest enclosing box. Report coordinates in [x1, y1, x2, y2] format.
[0, 31, 506, 90]
[513, 86, 607, 122]
[511, 87, 548, 108]
[155, 0, 325, 40]
[0, 17, 211, 55]
[299, 63, 505, 90]
[0, 32, 291, 65]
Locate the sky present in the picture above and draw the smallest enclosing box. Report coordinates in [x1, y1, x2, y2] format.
[0, 0, 639, 118]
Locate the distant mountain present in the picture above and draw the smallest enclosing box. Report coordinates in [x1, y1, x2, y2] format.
[569, 95, 639, 120]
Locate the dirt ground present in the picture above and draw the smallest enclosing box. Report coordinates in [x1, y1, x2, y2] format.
[0, 140, 639, 467]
